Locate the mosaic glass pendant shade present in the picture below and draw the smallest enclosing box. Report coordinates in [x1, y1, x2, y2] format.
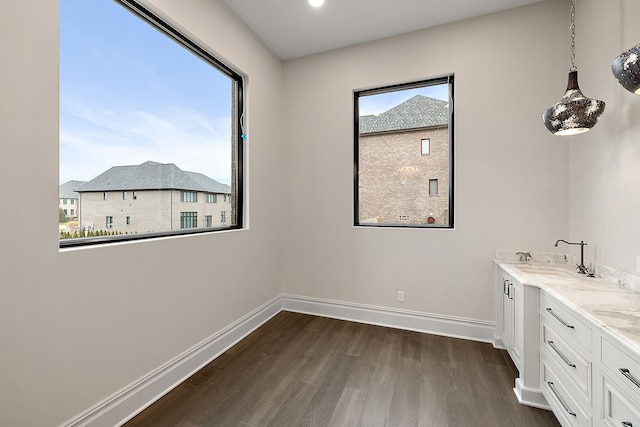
[542, 70, 606, 136]
[612, 43, 640, 95]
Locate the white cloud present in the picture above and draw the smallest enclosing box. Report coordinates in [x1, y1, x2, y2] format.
[60, 98, 233, 185]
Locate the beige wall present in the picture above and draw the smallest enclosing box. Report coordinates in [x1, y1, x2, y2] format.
[0, 0, 283, 425]
[281, 0, 570, 321]
[566, 0, 640, 274]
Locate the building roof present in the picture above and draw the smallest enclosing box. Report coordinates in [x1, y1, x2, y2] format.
[360, 95, 449, 134]
[59, 180, 87, 199]
[77, 161, 231, 194]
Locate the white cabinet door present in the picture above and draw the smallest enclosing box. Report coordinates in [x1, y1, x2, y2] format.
[511, 279, 523, 369]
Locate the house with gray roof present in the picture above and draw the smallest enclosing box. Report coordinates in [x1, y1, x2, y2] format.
[77, 161, 232, 234]
[358, 95, 451, 225]
[360, 95, 449, 134]
[59, 180, 87, 218]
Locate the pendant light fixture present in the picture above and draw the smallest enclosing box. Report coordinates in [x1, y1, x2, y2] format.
[542, 0, 605, 136]
[612, 44, 640, 94]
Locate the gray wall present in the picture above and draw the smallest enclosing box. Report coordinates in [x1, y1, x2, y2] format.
[281, 0, 569, 322]
[567, 0, 640, 273]
[0, 0, 283, 425]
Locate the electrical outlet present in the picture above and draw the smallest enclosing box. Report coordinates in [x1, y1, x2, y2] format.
[397, 291, 405, 302]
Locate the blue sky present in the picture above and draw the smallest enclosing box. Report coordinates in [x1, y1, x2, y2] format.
[358, 84, 449, 116]
[59, 0, 233, 185]
[59, 1, 449, 186]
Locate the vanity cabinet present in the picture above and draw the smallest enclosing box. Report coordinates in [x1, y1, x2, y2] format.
[495, 265, 545, 408]
[540, 292, 594, 426]
[600, 336, 640, 427]
[496, 260, 640, 426]
[499, 270, 523, 370]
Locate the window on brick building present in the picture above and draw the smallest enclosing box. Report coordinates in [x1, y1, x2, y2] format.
[181, 191, 197, 202]
[429, 179, 438, 196]
[421, 138, 430, 155]
[354, 76, 454, 227]
[180, 212, 197, 229]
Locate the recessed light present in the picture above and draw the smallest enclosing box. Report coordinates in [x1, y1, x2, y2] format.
[309, 0, 324, 7]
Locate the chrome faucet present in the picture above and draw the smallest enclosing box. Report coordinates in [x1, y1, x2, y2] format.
[554, 239, 588, 274]
[516, 251, 532, 262]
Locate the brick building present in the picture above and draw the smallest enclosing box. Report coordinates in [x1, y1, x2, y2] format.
[77, 161, 231, 233]
[358, 95, 450, 225]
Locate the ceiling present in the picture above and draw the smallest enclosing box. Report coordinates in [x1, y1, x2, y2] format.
[223, 0, 545, 60]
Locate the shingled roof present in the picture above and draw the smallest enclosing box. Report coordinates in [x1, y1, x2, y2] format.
[77, 161, 231, 194]
[360, 95, 449, 134]
[59, 180, 87, 199]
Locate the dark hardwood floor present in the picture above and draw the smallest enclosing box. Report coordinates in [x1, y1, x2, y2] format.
[124, 311, 560, 426]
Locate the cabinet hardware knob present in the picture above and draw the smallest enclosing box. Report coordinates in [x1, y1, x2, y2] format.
[545, 308, 575, 329]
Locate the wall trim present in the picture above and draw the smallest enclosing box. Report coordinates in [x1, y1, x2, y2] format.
[60, 296, 282, 427]
[61, 294, 496, 426]
[515, 378, 551, 410]
[281, 294, 495, 343]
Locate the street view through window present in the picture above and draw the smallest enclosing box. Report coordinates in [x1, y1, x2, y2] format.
[59, 0, 243, 247]
[355, 77, 454, 228]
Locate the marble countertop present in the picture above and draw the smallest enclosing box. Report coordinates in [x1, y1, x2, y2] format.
[496, 261, 640, 357]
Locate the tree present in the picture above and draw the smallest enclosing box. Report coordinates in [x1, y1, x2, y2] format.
[59, 208, 69, 223]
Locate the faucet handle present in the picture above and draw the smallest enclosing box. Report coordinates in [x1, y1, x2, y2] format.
[516, 251, 532, 262]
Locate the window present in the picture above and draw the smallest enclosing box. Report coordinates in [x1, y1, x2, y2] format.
[429, 179, 438, 196]
[70, 209, 75, 216]
[180, 212, 197, 229]
[126, 216, 130, 225]
[106, 216, 113, 228]
[205, 215, 212, 227]
[63, 199, 68, 205]
[220, 211, 226, 223]
[181, 191, 198, 202]
[421, 138, 430, 155]
[354, 76, 454, 227]
[59, 0, 244, 248]
[206, 193, 217, 203]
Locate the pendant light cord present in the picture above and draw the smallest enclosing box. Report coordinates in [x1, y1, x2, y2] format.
[570, 0, 577, 71]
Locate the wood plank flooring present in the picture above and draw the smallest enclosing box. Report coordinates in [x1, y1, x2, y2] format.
[124, 311, 560, 426]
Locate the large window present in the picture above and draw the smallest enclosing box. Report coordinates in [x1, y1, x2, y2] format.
[180, 212, 198, 229]
[354, 77, 454, 228]
[59, 0, 244, 247]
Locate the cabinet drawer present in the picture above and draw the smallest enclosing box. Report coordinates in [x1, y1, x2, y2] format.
[542, 357, 592, 427]
[541, 292, 592, 353]
[542, 320, 592, 402]
[602, 374, 640, 427]
[602, 337, 640, 402]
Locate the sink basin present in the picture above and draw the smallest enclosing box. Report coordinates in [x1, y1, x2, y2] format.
[513, 264, 575, 278]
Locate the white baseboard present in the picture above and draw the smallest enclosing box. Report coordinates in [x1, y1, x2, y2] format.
[514, 378, 551, 410]
[61, 294, 496, 427]
[281, 294, 496, 343]
[60, 296, 282, 427]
